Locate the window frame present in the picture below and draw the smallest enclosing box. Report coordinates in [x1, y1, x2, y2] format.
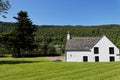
[94, 47, 99, 54]
[109, 47, 114, 54]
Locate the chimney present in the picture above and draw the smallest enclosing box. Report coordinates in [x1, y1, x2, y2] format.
[67, 31, 71, 40]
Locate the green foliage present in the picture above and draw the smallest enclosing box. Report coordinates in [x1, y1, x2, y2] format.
[0, 11, 37, 57]
[35, 24, 120, 49]
[1, 22, 120, 57]
[0, 22, 14, 33]
[0, 0, 11, 17]
[0, 47, 9, 57]
[13, 11, 37, 50]
[34, 43, 59, 56]
[47, 44, 56, 55]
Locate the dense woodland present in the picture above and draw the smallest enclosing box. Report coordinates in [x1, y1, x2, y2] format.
[0, 22, 120, 57]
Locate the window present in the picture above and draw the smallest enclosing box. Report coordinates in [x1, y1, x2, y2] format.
[83, 56, 88, 62]
[109, 47, 114, 54]
[110, 56, 115, 62]
[95, 56, 99, 62]
[94, 47, 99, 54]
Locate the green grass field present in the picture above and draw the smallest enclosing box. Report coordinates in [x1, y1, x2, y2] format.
[0, 57, 120, 80]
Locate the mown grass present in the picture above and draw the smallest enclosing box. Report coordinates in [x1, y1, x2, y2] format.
[0, 57, 120, 80]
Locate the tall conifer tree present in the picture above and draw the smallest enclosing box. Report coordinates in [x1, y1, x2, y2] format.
[12, 11, 37, 57]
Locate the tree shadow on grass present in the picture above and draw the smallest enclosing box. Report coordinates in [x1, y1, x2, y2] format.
[0, 60, 40, 65]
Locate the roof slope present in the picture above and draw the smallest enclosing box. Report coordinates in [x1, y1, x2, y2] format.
[65, 37, 101, 51]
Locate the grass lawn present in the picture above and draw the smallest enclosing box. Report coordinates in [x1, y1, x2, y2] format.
[0, 57, 120, 80]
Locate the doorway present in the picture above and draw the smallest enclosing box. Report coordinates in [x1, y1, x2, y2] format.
[95, 56, 99, 62]
[110, 56, 115, 62]
[83, 56, 88, 62]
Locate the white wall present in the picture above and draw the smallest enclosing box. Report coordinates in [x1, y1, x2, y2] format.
[65, 51, 95, 62]
[65, 36, 120, 62]
[92, 36, 119, 62]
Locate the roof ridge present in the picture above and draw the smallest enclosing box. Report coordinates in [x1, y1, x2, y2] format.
[72, 37, 100, 39]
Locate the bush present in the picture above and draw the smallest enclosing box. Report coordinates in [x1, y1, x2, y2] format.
[0, 47, 12, 57]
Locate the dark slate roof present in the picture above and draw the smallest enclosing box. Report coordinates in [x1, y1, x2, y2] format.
[65, 37, 101, 51]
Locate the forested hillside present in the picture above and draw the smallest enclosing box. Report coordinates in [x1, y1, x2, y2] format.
[1, 22, 120, 56]
[0, 22, 120, 48]
[35, 24, 120, 48]
[0, 22, 15, 33]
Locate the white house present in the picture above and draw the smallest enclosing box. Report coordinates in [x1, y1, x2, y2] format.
[65, 32, 120, 62]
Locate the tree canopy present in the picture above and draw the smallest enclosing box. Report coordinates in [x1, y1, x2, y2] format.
[1, 22, 120, 57]
[0, 0, 10, 17]
[0, 11, 37, 57]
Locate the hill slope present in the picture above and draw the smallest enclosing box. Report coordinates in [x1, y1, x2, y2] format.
[1, 22, 120, 48]
[36, 25, 120, 48]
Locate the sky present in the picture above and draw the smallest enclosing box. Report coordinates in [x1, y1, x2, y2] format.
[1, 0, 120, 26]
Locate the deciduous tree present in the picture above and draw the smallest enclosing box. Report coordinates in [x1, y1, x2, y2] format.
[0, 0, 11, 17]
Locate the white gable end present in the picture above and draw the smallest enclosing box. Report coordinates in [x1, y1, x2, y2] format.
[93, 36, 118, 49]
[91, 36, 119, 62]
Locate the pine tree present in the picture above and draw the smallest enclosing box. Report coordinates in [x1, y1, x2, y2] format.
[12, 11, 37, 57]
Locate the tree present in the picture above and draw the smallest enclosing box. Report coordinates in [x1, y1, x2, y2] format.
[0, 11, 37, 57]
[0, 0, 11, 17]
[47, 44, 56, 56]
[11, 11, 37, 57]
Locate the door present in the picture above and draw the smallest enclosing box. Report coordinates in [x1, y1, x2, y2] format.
[110, 56, 115, 62]
[95, 56, 99, 62]
[83, 56, 88, 62]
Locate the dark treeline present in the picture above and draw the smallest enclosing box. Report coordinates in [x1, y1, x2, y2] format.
[0, 22, 120, 57]
[35, 24, 120, 46]
[0, 22, 15, 33]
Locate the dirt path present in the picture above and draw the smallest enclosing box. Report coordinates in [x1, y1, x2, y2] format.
[47, 56, 65, 62]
